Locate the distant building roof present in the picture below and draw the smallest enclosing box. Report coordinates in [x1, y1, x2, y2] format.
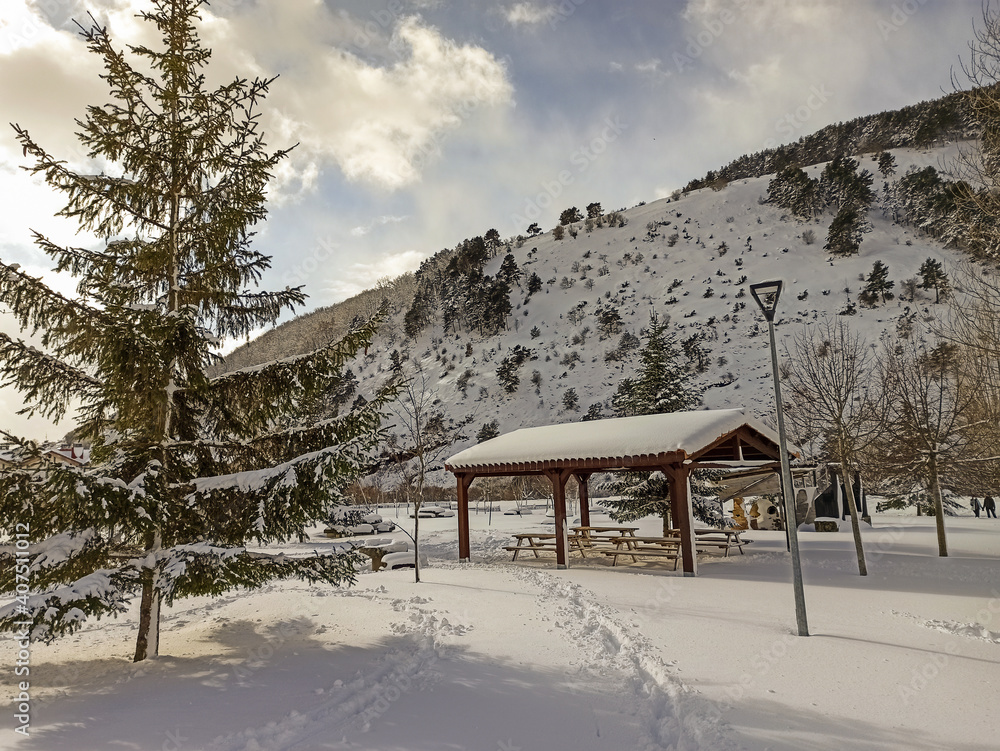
[43, 443, 91, 467]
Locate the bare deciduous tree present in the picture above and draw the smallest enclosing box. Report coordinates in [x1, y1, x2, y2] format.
[937, 263, 1000, 489]
[387, 366, 471, 583]
[878, 334, 981, 556]
[782, 319, 886, 576]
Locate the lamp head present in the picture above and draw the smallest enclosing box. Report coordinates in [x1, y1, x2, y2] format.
[750, 280, 783, 322]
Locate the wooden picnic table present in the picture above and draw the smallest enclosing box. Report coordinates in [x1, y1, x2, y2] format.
[571, 526, 639, 556]
[693, 528, 751, 556]
[573, 525, 640, 537]
[602, 535, 682, 568]
[504, 532, 586, 561]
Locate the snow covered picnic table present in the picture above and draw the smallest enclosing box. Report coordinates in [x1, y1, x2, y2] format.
[504, 526, 753, 565]
[598, 529, 751, 567]
[504, 532, 589, 560]
[693, 527, 752, 556]
[602, 535, 683, 568]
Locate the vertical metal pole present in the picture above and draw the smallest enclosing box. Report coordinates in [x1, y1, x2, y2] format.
[767, 318, 809, 636]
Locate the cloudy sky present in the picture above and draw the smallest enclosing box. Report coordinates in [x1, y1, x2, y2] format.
[0, 0, 985, 440]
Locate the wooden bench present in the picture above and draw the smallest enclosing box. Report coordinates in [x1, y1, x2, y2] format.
[506, 533, 586, 560]
[694, 529, 752, 557]
[602, 536, 681, 568]
[570, 526, 639, 557]
[503, 544, 559, 560]
[602, 545, 681, 569]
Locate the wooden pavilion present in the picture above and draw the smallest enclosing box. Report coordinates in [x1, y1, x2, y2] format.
[444, 408, 794, 575]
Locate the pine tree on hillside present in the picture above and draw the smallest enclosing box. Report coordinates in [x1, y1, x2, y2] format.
[559, 207, 583, 225]
[498, 253, 522, 288]
[0, 2, 395, 662]
[895, 166, 965, 248]
[877, 151, 896, 178]
[766, 165, 820, 220]
[603, 315, 706, 532]
[861, 261, 895, 305]
[526, 272, 543, 297]
[824, 205, 867, 257]
[918, 258, 951, 303]
[819, 155, 875, 212]
[611, 314, 701, 417]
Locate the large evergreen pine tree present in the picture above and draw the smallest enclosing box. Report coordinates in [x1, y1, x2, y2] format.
[0, 1, 394, 662]
[610, 314, 701, 417]
[603, 315, 706, 532]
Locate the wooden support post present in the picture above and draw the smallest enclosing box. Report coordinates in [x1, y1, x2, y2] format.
[546, 469, 572, 569]
[576, 473, 592, 528]
[665, 464, 698, 576]
[457, 473, 474, 562]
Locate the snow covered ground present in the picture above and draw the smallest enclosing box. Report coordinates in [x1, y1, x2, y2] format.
[6, 505, 999, 751]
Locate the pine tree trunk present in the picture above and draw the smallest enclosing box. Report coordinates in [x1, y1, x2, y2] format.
[133, 570, 160, 661]
[133, 529, 162, 662]
[929, 450, 948, 557]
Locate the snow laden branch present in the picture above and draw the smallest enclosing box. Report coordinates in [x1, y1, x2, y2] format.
[205, 312, 387, 438]
[0, 538, 360, 644]
[0, 261, 108, 349]
[0, 333, 102, 421]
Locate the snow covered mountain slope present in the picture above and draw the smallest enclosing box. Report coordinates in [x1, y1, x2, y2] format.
[227, 142, 967, 478]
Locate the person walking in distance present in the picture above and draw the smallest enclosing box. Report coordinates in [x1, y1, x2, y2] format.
[985, 496, 997, 519]
[972, 497, 982, 518]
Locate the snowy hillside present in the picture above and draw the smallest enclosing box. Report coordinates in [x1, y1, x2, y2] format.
[276, 143, 965, 480]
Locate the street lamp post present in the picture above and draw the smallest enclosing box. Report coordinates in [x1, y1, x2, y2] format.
[750, 280, 809, 637]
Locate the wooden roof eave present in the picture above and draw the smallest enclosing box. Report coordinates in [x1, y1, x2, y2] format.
[687, 425, 788, 466]
[444, 450, 689, 478]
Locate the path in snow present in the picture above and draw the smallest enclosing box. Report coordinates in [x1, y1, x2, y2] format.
[203, 563, 725, 751]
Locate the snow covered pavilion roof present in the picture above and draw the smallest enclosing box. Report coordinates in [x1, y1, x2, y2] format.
[445, 408, 790, 476]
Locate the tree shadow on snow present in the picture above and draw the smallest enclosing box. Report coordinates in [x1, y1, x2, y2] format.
[720, 695, 996, 751]
[15, 620, 648, 751]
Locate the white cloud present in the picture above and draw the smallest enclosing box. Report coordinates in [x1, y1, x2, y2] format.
[634, 58, 671, 81]
[504, 3, 559, 28]
[682, 0, 840, 31]
[194, 3, 513, 194]
[350, 215, 409, 237]
[324, 248, 425, 300]
[1, 1, 514, 208]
